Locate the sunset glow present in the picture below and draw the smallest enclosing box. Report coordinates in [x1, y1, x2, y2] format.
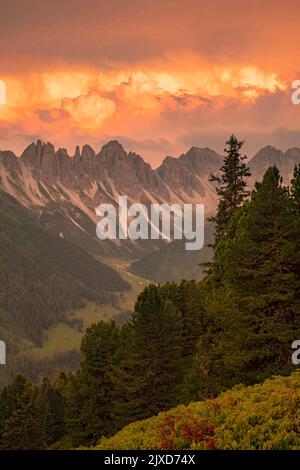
[1, 0, 300, 165]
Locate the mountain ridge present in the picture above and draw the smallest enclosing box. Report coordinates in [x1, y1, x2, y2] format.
[0, 140, 299, 260]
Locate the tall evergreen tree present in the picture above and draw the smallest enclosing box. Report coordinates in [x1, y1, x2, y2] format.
[291, 164, 300, 211]
[112, 285, 183, 423]
[73, 321, 121, 445]
[198, 166, 300, 392]
[35, 377, 65, 448]
[289, 163, 300, 308]
[210, 135, 250, 243]
[160, 280, 205, 357]
[63, 371, 86, 447]
[0, 375, 39, 449]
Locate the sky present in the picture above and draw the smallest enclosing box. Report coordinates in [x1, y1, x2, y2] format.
[1, 0, 300, 166]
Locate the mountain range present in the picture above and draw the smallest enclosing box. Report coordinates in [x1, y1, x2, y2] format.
[1, 140, 299, 263]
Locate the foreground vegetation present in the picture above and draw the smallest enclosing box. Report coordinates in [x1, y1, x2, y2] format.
[95, 372, 300, 450]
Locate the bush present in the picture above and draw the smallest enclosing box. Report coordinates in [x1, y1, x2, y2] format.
[95, 371, 300, 450]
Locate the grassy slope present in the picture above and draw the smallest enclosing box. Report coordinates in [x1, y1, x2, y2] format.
[94, 372, 300, 450]
[0, 189, 130, 348]
[130, 222, 214, 283]
[19, 264, 149, 360]
[101, 258, 149, 310]
[0, 190, 147, 368]
[0, 267, 147, 386]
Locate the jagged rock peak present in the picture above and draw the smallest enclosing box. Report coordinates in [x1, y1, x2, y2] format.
[249, 145, 283, 165]
[252, 145, 282, 157]
[259, 144, 280, 152]
[99, 140, 126, 159]
[57, 147, 69, 156]
[0, 150, 19, 171]
[74, 145, 81, 159]
[81, 144, 96, 159]
[20, 140, 56, 160]
[73, 144, 96, 160]
[186, 145, 215, 154]
[285, 147, 300, 158]
[0, 150, 17, 159]
[181, 146, 222, 160]
[160, 155, 177, 165]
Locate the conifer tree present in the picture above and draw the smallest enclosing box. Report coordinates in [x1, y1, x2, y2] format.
[210, 135, 250, 243]
[75, 321, 121, 445]
[289, 164, 300, 308]
[112, 285, 183, 423]
[35, 377, 65, 448]
[63, 371, 86, 447]
[160, 280, 205, 357]
[291, 164, 300, 211]
[0, 375, 39, 449]
[199, 166, 300, 391]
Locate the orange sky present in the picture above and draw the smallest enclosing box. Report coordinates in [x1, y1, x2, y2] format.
[1, 0, 300, 166]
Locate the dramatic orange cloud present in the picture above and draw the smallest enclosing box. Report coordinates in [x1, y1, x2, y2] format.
[0, 0, 300, 165]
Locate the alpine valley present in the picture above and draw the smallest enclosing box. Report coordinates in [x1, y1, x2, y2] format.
[0, 139, 299, 385]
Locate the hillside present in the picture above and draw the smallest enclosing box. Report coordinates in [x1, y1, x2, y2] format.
[0, 189, 129, 349]
[130, 221, 214, 283]
[95, 372, 300, 450]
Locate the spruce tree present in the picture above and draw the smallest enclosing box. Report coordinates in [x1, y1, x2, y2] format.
[199, 166, 300, 391]
[291, 164, 300, 211]
[75, 321, 121, 445]
[63, 371, 86, 447]
[35, 377, 65, 448]
[210, 135, 250, 243]
[0, 376, 39, 449]
[112, 285, 183, 423]
[290, 164, 300, 308]
[160, 280, 205, 357]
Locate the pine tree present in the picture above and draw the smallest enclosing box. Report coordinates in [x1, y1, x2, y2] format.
[74, 321, 121, 445]
[112, 285, 183, 423]
[199, 166, 300, 391]
[63, 371, 86, 447]
[289, 164, 300, 308]
[35, 377, 65, 448]
[160, 280, 205, 357]
[210, 135, 250, 243]
[0, 374, 28, 424]
[0, 375, 39, 449]
[291, 164, 300, 211]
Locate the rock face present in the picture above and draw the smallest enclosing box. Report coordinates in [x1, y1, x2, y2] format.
[0, 140, 299, 259]
[157, 147, 223, 208]
[248, 145, 300, 186]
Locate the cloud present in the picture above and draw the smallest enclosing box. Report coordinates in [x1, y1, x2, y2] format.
[35, 108, 71, 123]
[1, 0, 300, 74]
[1, 2, 300, 167]
[61, 93, 116, 128]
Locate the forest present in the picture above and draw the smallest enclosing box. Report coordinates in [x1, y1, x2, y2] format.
[0, 189, 129, 346]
